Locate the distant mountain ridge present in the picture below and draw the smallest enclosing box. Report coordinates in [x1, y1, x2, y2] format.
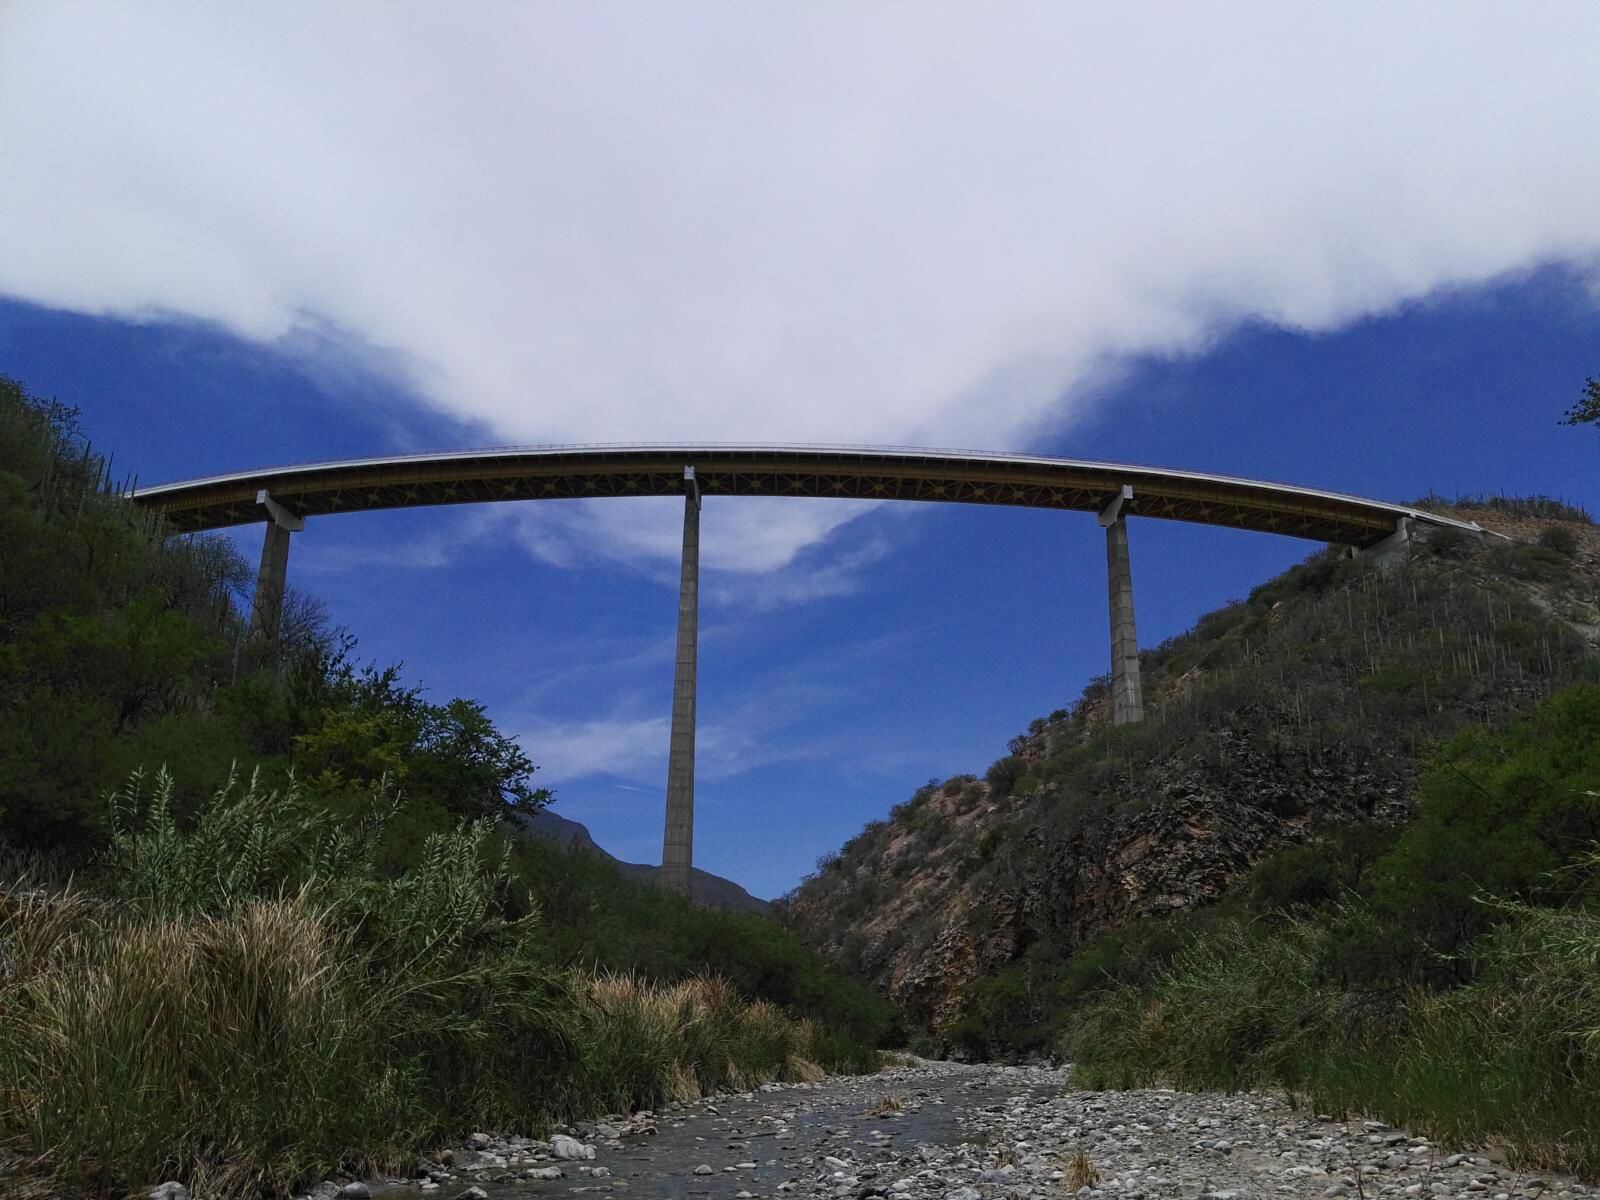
[512, 808, 772, 916]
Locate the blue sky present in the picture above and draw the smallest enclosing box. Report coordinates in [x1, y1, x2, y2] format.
[1, 6, 1598, 896]
[3, 266, 1595, 897]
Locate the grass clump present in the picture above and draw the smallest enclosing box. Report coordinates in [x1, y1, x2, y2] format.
[0, 770, 882, 1198]
[0, 889, 419, 1198]
[1064, 1149, 1099, 1189]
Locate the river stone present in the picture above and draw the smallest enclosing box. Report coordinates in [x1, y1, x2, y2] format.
[337, 1185, 369, 1200]
[551, 1134, 595, 1161]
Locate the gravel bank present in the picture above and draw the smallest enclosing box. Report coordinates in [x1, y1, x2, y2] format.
[291, 1061, 1590, 1200]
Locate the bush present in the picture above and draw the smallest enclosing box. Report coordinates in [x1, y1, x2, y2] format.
[1248, 825, 1392, 912]
[1490, 541, 1570, 582]
[1538, 524, 1580, 556]
[984, 755, 1026, 799]
[1365, 684, 1600, 974]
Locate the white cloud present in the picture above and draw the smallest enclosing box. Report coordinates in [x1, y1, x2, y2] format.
[275, 491, 888, 606]
[520, 709, 809, 787]
[504, 496, 877, 574]
[516, 617, 938, 787]
[707, 537, 893, 613]
[2, 3, 1598, 570]
[521, 715, 672, 784]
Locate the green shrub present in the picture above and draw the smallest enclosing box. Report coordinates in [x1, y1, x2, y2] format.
[1538, 524, 1580, 556]
[984, 755, 1026, 799]
[1490, 540, 1570, 581]
[1247, 825, 1392, 912]
[1366, 685, 1600, 973]
[1419, 525, 1472, 558]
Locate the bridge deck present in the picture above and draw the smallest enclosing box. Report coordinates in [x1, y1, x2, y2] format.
[129, 444, 1477, 548]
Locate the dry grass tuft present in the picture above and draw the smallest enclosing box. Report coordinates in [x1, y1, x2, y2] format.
[1065, 1148, 1099, 1190]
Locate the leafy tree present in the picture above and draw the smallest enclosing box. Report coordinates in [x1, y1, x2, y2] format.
[1562, 375, 1600, 431]
[292, 661, 549, 823]
[0, 372, 548, 862]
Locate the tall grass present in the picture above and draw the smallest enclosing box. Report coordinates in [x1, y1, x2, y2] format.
[582, 974, 826, 1115]
[0, 770, 878, 1198]
[0, 889, 417, 1197]
[1062, 888, 1600, 1176]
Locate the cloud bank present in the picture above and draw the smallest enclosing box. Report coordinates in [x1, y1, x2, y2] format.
[2, 3, 1598, 567]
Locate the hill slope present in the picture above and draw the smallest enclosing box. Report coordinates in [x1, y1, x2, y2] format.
[781, 500, 1600, 1031]
[515, 808, 771, 914]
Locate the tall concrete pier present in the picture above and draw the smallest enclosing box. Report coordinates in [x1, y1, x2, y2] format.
[249, 489, 302, 640]
[660, 467, 701, 896]
[1099, 485, 1144, 725]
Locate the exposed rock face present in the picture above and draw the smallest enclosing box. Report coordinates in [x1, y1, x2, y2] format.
[783, 503, 1600, 1032]
[786, 734, 1418, 1031]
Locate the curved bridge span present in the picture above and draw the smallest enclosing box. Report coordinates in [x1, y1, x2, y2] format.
[133, 442, 1472, 546]
[131, 445, 1483, 899]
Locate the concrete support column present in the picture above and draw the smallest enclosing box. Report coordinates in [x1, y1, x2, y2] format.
[660, 468, 701, 897]
[249, 489, 303, 641]
[1099, 486, 1144, 726]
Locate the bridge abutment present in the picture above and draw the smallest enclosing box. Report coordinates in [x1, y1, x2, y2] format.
[661, 468, 701, 897]
[1100, 486, 1144, 726]
[249, 489, 303, 640]
[1360, 516, 1414, 572]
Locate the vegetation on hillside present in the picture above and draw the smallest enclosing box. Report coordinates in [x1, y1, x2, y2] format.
[1053, 685, 1600, 1175]
[0, 377, 546, 855]
[0, 376, 893, 1197]
[786, 482, 1599, 1172]
[788, 503, 1598, 993]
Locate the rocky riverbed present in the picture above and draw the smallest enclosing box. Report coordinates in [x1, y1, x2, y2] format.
[277, 1061, 1590, 1200]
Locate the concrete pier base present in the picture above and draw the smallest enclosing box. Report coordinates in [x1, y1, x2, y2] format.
[660, 468, 701, 897]
[1100, 486, 1144, 726]
[1361, 517, 1414, 572]
[249, 490, 303, 641]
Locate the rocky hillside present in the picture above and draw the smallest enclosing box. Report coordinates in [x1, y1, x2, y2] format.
[780, 499, 1600, 1031]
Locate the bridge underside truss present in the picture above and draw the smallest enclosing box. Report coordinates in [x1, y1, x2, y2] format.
[134, 447, 1438, 548]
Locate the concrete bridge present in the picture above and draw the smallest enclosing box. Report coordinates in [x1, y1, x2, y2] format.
[130, 444, 1486, 897]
